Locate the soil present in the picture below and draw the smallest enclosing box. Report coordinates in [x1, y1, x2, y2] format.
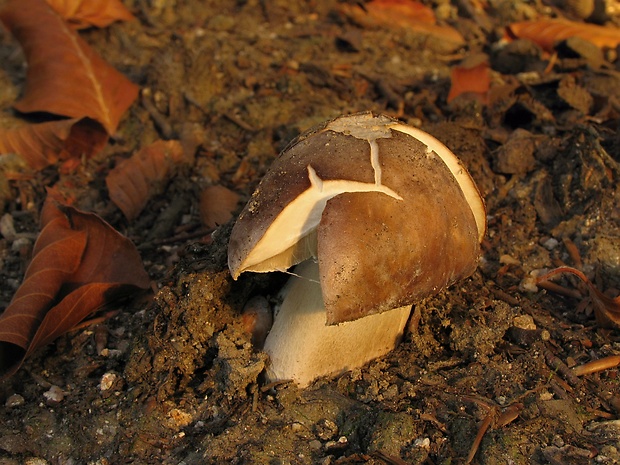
[1, 0, 620, 464]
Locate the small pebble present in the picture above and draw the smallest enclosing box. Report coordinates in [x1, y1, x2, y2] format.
[99, 372, 117, 391]
[168, 408, 193, 428]
[540, 391, 554, 401]
[43, 385, 64, 405]
[315, 418, 338, 440]
[519, 274, 539, 293]
[5, 393, 25, 408]
[506, 326, 545, 347]
[325, 436, 348, 452]
[24, 458, 49, 465]
[499, 254, 521, 265]
[414, 437, 431, 449]
[11, 237, 32, 253]
[0, 213, 16, 240]
[513, 314, 537, 330]
[309, 439, 322, 450]
[290, 422, 304, 433]
[542, 237, 559, 250]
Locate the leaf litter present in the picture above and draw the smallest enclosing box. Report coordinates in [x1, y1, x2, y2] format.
[45, 0, 135, 30]
[0, 195, 150, 379]
[0, 0, 138, 134]
[106, 140, 186, 221]
[0, 118, 108, 169]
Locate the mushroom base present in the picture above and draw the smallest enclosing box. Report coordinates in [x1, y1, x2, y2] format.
[263, 260, 412, 387]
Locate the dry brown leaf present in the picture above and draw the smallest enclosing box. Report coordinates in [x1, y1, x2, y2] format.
[447, 58, 491, 104]
[0, 118, 108, 169]
[339, 0, 464, 47]
[345, 0, 436, 26]
[46, 0, 135, 29]
[0, 0, 139, 134]
[106, 140, 184, 221]
[537, 266, 620, 328]
[506, 19, 620, 51]
[0, 120, 77, 170]
[200, 185, 240, 229]
[0, 196, 150, 379]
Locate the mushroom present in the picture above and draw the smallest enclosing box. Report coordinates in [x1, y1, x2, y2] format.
[228, 112, 486, 387]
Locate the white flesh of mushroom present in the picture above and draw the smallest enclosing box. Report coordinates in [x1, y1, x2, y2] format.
[263, 260, 411, 387]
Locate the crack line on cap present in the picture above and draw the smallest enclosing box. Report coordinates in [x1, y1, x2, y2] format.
[368, 138, 382, 186]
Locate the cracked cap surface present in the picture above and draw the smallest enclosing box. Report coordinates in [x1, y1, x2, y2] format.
[228, 112, 486, 324]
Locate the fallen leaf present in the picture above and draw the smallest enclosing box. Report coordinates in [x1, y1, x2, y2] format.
[46, 0, 135, 29]
[506, 19, 620, 52]
[45, 185, 76, 206]
[344, 0, 437, 26]
[200, 185, 240, 229]
[339, 0, 464, 47]
[106, 140, 185, 221]
[537, 266, 620, 328]
[0, 197, 150, 379]
[0, 120, 76, 170]
[447, 57, 490, 104]
[0, 118, 108, 169]
[0, 0, 139, 134]
[60, 118, 109, 165]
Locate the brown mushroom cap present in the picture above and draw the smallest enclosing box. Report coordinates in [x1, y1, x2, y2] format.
[228, 112, 486, 324]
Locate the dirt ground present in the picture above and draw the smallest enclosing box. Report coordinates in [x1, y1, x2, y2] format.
[1, 0, 620, 464]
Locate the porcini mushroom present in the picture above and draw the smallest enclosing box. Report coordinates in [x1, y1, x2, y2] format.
[228, 112, 486, 387]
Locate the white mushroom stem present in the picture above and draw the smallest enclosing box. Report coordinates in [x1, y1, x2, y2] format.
[263, 260, 411, 387]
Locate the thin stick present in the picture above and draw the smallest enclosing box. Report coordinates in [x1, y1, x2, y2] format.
[572, 355, 620, 376]
[466, 409, 495, 464]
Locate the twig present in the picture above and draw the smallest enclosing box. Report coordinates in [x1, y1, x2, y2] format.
[142, 89, 175, 139]
[543, 346, 580, 387]
[71, 310, 120, 332]
[260, 379, 292, 393]
[585, 378, 620, 413]
[536, 280, 583, 299]
[544, 52, 558, 74]
[490, 286, 520, 306]
[419, 412, 447, 433]
[562, 238, 583, 269]
[462, 396, 523, 464]
[223, 112, 258, 132]
[572, 355, 620, 376]
[146, 196, 190, 242]
[466, 408, 494, 464]
[372, 450, 410, 465]
[152, 227, 213, 245]
[183, 91, 207, 114]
